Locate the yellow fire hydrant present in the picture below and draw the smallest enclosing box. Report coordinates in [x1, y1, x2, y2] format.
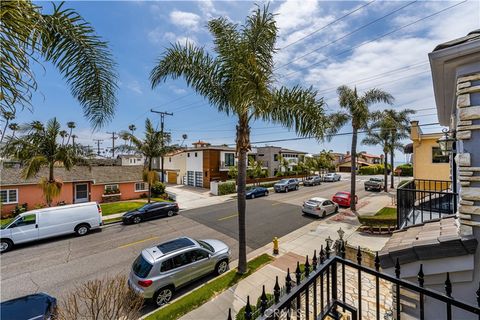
[273, 237, 279, 255]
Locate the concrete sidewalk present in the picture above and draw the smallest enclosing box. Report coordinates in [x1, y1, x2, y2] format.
[142, 191, 394, 320]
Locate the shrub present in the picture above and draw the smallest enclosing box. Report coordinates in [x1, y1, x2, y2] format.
[218, 181, 236, 195]
[395, 163, 413, 176]
[139, 193, 148, 199]
[359, 164, 391, 175]
[236, 293, 274, 320]
[150, 181, 166, 196]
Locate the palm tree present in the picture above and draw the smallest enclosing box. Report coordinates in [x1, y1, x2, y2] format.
[150, 6, 330, 273]
[0, 112, 15, 143]
[247, 158, 263, 185]
[277, 155, 290, 175]
[8, 123, 19, 138]
[1, 1, 117, 128]
[128, 124, 137, 152]
[119, 119, 173, 203]
[59, 130, 68, 145]
[332, 85, 394, 211]
[383, 109, 415, 188]
[66, 122, 76, 145]
[362, 127, 390, 192]
[3, 118, 84, 206]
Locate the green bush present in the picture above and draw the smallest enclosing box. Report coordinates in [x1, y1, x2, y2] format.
[218, 181, 236, 195]
[359, 164, 391, 175]
[395, 163, 413, 176]
[150, 182, 166, 196]
[236, 293, 274, 320]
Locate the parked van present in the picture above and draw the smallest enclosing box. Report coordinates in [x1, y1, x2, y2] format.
[0, 202, 102, 253]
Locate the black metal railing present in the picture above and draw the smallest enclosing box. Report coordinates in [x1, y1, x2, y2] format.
[228, 244, 480, 320]
[397, 179, 457, 229]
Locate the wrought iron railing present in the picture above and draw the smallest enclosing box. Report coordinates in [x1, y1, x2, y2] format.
[397, 179, 457, 229]
[227, 244, 480, 320]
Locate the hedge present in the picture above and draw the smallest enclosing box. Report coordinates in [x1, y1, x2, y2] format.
[395, 163, 413, 176]
[358, 164, 391, 175]
[218, 181, 236, 195]
[151, 182, 166, 196]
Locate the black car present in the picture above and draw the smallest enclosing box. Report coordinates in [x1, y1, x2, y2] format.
[1, 293, 57, 320]
[246, 187, 269, 199]
[123, 202, 179, 224]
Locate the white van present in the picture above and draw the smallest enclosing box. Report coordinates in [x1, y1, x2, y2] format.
[0, 202, 102, 253]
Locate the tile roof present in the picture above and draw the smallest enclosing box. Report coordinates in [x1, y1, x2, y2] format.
[433, 29, 480, 51]
[1, 165, 144, 186]
[379, 217, 478, 268]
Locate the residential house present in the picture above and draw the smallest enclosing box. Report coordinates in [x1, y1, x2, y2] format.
[117, 154, 145, 166]
[152, 149, 187, 184]
[379, 30, 480, 319]
[0, 166, 147, 217]
[404, 120, 450, 182]
[255, 146, 307, 176]
[335, 151, 382, 172]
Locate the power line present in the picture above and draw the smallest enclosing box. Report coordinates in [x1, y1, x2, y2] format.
[106, 132, 118, 158]
[93, 139, 103, 156]
[280, 0, 377, 50]
[150, 109, 173, 183]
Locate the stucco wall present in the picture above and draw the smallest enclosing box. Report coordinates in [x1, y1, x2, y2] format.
[412, 136, 450, 181]
[186, 150, 203, 172]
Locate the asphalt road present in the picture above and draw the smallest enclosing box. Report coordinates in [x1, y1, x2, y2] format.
[0, 175, 377, 306]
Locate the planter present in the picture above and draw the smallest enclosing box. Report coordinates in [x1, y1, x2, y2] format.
[102, 193, 121, 202]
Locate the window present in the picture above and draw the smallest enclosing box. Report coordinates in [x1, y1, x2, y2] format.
[160, 253, 190, 272]
[135, 182, 147, 192]
[195, 152, 198, 157]
[1, 189, 17, 204]
[104, 184, 119, 192]
[274, 154, 279, 161]
[132, 254, 153, 278]
[10, 214, 36, 228]
[187, 153, 190, 157]
[187, 249, 209, 262]
[432, 147, 449, 163]
[169, 157, 172, 162]
[225, 153, 235, 166]
[137, 158, 142, 162]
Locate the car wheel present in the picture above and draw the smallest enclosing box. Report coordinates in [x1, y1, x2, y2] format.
[285, 188, 288, 193]
[295, 185, 299, 190]
[216, 259, 229, 275]
[334, 206, 338, 213]
[133, 216, 142, 224]
[75, 224, 90, 236]
[0, 239, 13, 253]
[153, 287, 174, 307]
[167, 210, 175, 217]
[251, 194, 255, 199]
[264, 191, 269, 196]
[322, 211, 326, 218]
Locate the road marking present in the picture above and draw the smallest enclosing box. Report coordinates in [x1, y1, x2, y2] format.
[218, 213, 238, 221]
[118, 236, 159, 249]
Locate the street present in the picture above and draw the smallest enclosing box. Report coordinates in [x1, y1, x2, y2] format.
[0, 175, 379, 305]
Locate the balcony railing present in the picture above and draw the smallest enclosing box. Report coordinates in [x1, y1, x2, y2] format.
[227, 244, 480, 320]
[220, 161, 236, 170]
[397, 179, 457, 229]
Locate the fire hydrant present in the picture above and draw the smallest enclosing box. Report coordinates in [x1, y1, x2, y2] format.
[273, 237, 279, 255]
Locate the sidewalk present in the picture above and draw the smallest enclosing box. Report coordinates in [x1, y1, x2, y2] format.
[143, 191, 394, 320]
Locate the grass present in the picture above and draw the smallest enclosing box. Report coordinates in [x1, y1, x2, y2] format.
[103, 217, 123, 224]
[146, 254, 274, 320]
[0, 217, 14, 228]
[100, 202, 146, 216]
[358, 206, 397, 228]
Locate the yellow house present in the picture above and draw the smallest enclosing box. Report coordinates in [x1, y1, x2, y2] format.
[408, 120, 450, 182]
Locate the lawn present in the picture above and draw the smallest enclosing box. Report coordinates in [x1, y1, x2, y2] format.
[99, 202, 145, 216]
[358, 206, 397, 229]
[146, 254, 274, 320]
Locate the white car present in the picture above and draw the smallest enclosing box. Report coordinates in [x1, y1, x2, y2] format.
[302, 197, 339, 218]
[323, 173, 341, 182]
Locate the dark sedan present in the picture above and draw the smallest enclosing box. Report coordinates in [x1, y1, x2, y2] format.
[1, 293, 57, 320]
[246, 187, 269, 199]
[122, 202, 179, 224]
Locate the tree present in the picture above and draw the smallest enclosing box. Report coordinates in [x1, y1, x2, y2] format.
[7, 123, 19, 138]
[128, 124, 137, 151]
[59, 130, 68, 145]
[0, 112, 15, 143]
[119, 119, 173, 203]
[318, 149, 335, 172]
[332, 85, 394, 211]
[3, 118, 85, 206]
[277, 155, 290, 175]
[66, 121, 76, 145]
[1, 1, 117, 128]
[150, 6, 330, 273]
[383, 109, 415, 188]
[362, 126, 390, 192]
[247, 158, 264, 185]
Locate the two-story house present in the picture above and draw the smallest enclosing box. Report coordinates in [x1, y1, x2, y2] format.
[255, 146, 307, 176]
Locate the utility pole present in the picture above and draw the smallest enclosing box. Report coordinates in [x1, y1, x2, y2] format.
[106, 131, 118, 159]
[150, 109, 173, 183]
[93, 139, 103, 156]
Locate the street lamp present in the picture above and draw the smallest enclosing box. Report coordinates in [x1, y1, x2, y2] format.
[437, 128, 456, 156]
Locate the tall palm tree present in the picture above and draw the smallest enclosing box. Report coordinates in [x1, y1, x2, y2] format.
[150, 6, 330, 273]
[8, 123, 19, 138]
[1, 1, 117, 128]
[383, 109, 415, 188]
[59, 130, 68, 145]
[119, 119, 173, 203]
[3, 118, 84, 206]
[362, 126, 390, 192]
[66, 121, 76, 145]
[128, 124, 137, 152]
[332, 85, 394, 210]
[0, 112, 15, 143]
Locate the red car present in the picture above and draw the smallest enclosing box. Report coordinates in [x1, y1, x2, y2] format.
[332, 191, 358, 207]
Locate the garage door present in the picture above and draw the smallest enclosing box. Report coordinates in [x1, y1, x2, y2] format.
[195, 171, 203, 187]
[167, 172, 177, 184]
[187, 171, 194, 186]
[339, 166, 351, 172]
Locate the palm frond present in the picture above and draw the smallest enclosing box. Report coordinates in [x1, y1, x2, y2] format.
[22, 155, 48, 179]
[362, 88, 394, 106]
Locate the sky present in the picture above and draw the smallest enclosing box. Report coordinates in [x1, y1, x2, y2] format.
[12, 0, 480, 160]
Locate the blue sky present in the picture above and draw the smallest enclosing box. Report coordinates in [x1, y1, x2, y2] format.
[16, 0, 480, 159]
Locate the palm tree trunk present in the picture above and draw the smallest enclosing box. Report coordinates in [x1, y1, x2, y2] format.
[236, 119, 249, 274]
[148, 159, 152, 204]
[0, 120, 8, 143]
[384, 152, 388, 192]
[350, 128, 357, 211]
[47, 163, 55, 207]
[390, 149, 395, 189]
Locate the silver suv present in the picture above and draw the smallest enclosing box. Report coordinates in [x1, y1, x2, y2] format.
[128, 237, 230, 307]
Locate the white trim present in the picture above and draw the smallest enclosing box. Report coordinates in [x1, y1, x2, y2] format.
[104, 184, 119, 192]
[0, 188, 18, 204]
[134, 182, 148, 192]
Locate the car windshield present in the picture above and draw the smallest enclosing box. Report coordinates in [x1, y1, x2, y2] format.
[132, 254, 153, 278]
[196, 239, 214, 252]
[335, 192, 349, 198]
[307, 199, 322, 204]
[278, 179, 289, 184]
[137, 204, 152, 212]
[326, 174, 333, 177]
[1, 217, 19, 229]
[371, 178, 383, 182]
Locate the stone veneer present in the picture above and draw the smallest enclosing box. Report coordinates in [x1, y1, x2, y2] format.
[455, 72, 480, 234]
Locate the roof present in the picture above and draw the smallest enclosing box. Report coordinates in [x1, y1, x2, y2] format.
[186, 145, 236, 152]
[379, 217, 478, 268]
[433, 30, 480, 51]
[280, 148, 307, 154]
[1, 165, 145, 186]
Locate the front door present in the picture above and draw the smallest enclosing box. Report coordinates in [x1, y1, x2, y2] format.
[75, 183, 89, 203]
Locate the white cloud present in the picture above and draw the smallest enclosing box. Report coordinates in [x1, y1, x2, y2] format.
[275, 0, 319, 32]
[169, 85, 187, 95]
[170, 10, 201, 30]
[126, 80, 143, 94]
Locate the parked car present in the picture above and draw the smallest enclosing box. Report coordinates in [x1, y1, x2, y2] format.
[0, 202, 102, 253]
[303, 176, 322, 186]
[128, 237, 231, 307]
[364, 178, 385, 191]
[122, 202, 179, 224]
[1, 293, 57, 320]
[274, 179, 299, 192]
[246, 186, 269, 199]
[323, 173, 341, 182]
[302, 197, 338, 218]
[332, 191, 358, 207]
